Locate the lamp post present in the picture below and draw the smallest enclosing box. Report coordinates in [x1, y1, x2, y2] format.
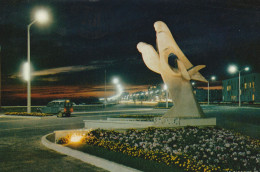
[0, 46, 1, 110]
[112, 77, 123, 103]
[228, 65, 250, 107]
[104, 69, 107, 108]
[27, 9, 49, 113]
[208, 76, 216, 105]
[164, 84, 168, 108]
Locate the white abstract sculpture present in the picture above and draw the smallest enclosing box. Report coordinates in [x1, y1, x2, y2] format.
[137, 21, 207, 118]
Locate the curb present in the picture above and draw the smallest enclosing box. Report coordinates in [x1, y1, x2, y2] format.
[0, 115, 42, 119]
[41, 133, 142, 172]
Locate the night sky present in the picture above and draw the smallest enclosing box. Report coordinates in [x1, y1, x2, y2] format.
[0, 0, 259, 105]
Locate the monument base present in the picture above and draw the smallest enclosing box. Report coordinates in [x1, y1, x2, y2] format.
[84, 120, 154, 130]
[154, 117, 216, 127]
[53, 118, 216, 143]
[84, 117, 216, 130]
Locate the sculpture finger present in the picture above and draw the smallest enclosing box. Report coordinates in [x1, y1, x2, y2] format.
[177, 59, 191, 80]
[154, 21, 193, 69]
[137, 42, 161, 74]
[188, 65, 206, 76]
[191, 72, 208, 82]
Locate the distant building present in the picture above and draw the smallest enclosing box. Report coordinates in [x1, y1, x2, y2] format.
[193, 88, 222, 102]
[147, 85, 163, 101]
[222, 73, 260, 102]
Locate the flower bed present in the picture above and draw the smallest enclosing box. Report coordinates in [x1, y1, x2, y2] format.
[5, 112, 52, 116]
[58, 127, 260, 171]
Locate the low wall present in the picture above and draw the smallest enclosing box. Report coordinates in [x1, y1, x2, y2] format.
[84, 117, 216, 130]
[154, 117, 216, 127]
[107, 117, 153, 121]
[84, 120, 154, 130]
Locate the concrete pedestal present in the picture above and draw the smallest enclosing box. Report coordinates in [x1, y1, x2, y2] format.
[84, 117, 216, 130]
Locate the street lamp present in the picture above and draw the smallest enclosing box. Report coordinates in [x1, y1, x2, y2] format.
[164, 84, 168, 108]
[113, 77, 119, 84]
[112, 77, 123, 103]
[208, 76, 216, 105]
[117, 84, 123, 94]
[27, 8, 50, 113]
[228, 65, 250, 107]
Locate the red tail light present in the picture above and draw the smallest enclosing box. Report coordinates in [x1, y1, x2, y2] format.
[64, 108, 67, 112]
[70, 108, 73, 112]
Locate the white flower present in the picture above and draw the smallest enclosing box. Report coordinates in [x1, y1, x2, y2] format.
[225, 143, 230, 148]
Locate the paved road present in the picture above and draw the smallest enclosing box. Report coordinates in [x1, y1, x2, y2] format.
[202, 105, 260, 138]
[0, 105, 259, 171]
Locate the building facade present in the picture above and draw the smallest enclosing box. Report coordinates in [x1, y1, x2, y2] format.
[222, 73, 260, 103]
[193, 88, 222, 102]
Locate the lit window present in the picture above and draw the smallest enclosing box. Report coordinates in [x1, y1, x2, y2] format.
[252, 94, 255, 101]
[244, 83, 247, 89]
[227, 85, 231, 91]
[249, 82, 251, 88]
[252, 82, 255, 88]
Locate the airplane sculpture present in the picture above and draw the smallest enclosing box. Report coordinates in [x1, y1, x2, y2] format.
[137, 21, 208, 118]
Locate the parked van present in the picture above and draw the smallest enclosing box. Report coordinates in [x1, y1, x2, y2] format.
[41, 99, 73, 117]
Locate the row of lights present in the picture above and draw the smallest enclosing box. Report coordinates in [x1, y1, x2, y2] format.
[111, 64, 250, 107]
[191, 65, 250, 107]
[113, 78, 123, 96]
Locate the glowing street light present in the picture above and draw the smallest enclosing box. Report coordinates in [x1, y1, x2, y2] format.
[112, 77, 123, 103]
[26, 8, 50, 113]
[228, 65, 250, 107]
[23, 62, 30, 81]
[35, 9, 49, 24]
[211, 76, 216, 81]
[117, 84, 123, 94]
[113, 77, 119, 84]
[228, 65, 238, 74]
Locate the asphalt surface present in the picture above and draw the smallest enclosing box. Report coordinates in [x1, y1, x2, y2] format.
[0, 104, 259, 171]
